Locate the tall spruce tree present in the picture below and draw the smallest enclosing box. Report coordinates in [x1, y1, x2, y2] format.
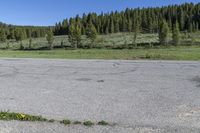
[86, 22, 97, 48]
[14, 28, 24, 41]
[172, 22, 181, 45]
[128, 19, 132, 32]
[68, 21, 81, 49]
[133, 19, 140, 45]
[46, 29, 54, 49]
[0, 29, 6, 42]
[159, 20, 170, 45]
[110, 18, 114, 33]
[114, 20, 120, 33]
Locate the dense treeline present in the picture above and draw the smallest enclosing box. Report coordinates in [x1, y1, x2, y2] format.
[55, 2, 200, 35]
[0, 22, 49, 42]
[0, 2, 199, 50]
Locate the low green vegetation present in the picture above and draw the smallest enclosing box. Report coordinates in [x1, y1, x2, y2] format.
[60, 119, 71, 125]
[0, 111, 110, 127]
[83, 121, 94, 127]
[0, 112, 47, 122]
[73, 121, 82, 125]
[48, 119, 55, 123]
[0, 30, 198, 60]
[97, 120, 109, 126]
[0, 46, 199, 60]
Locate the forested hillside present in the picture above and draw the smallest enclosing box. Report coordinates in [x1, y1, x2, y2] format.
[0, 2, 199, 44]
[0, 22, 49, 41]
[55, 2, 200, 35]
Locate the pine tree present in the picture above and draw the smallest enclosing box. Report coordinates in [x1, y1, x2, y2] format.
[159, 20, 170, 45]
[148, 17, 154, 33]
[127, 19, 132, 32]
[74, 25, 82, 48]
[46, 29, 54, 49]
[86, 22, 97, 48]
[122, 16, 127, 32]
[110, 18, 114, 33]
[14, 28, 24, 41]
[68, 21, 81, 49]
[8, 28, 15, 39]
[172, 22, 181, 45]
[179, 9, 185, 31]
[188, 23, 193, 33]
[133, 19, 140, 45]
[114, 20, 120, 33]
[0, 29, 6, 42]
[29, 38, 32, 49]
[105, 22, 109, 34]
[62, 19, 69, 35]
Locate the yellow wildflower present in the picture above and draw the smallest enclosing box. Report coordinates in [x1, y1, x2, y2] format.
[20, 114, 26, 119]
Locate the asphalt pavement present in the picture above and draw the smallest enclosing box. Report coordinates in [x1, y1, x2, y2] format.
[0, 59, 200, 133]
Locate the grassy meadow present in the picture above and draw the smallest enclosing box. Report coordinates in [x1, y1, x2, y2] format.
[0, 46, 199, 60]
[0, 32, 199, 60]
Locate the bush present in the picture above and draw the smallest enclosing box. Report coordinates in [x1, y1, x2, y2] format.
[98, 121, 109, 126]
[73, 121, 82, 124]
[83, 121, 94, 127]
[60, 119, 71, 125]
[0, 112, 47, 122]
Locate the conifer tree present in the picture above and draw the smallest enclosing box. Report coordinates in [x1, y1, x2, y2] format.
[127, 19, 132, 32]
[159, 20, 170, 45]
[46, 29, 54, 49]
[172, 22, 181, 45]
[68, 21, 81, 49]
[133, 19, 140, 45]
[0, 29, 6, 42]
[179, 9, 185, 31]
[188, 23, 193, 33]
[14, 29, 24, 41]
[110, 18, 114, 33]
[114, 20, 120, 33]
[86, 22, 97, 48]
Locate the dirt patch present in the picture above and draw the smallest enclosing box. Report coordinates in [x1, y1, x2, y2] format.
[191, 76, 200, 87]
[76, 78, 92, 82]
[97, 80, 104, 83]
[177, 105, 200, 120]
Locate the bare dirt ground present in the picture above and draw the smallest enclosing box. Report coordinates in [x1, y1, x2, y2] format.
[0, 59, 200, 133]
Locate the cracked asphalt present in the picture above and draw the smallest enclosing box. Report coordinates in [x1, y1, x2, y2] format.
[0, 59, 200, 133]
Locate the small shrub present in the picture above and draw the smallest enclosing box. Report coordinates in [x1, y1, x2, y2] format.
[97, 120, 109, 126]
[83, 121, 94, 127]
[6, 42, 10, 49]
[73, 121, 82, 125]
[152, 54, 161, 59]
[0, 112, 47, 122]
[19, 42, 24, 50]
[49, 119, 55, 123]
[145, 53, 151, 59]
[60, 119, 71, 125]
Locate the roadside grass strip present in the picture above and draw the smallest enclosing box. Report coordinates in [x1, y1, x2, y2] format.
[0, 112, 47, 122]
[0, 111, 109, 127]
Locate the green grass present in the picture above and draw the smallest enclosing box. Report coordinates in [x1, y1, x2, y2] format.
[0, 46, 199, 60]
[1, 32, 200, 50]
[0, 32, 199, 60]
[0, 112, 47, 122]
[48, 119, 55, 123]
[97, 120, 109, 126]
[83, 121, 94, 127]
[0, 111, 112, 127]
[60, 119, 71, 125]
[73, 121, 82, 125]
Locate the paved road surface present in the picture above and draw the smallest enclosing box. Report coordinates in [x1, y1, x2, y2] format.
[0, 59, 200, 133]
